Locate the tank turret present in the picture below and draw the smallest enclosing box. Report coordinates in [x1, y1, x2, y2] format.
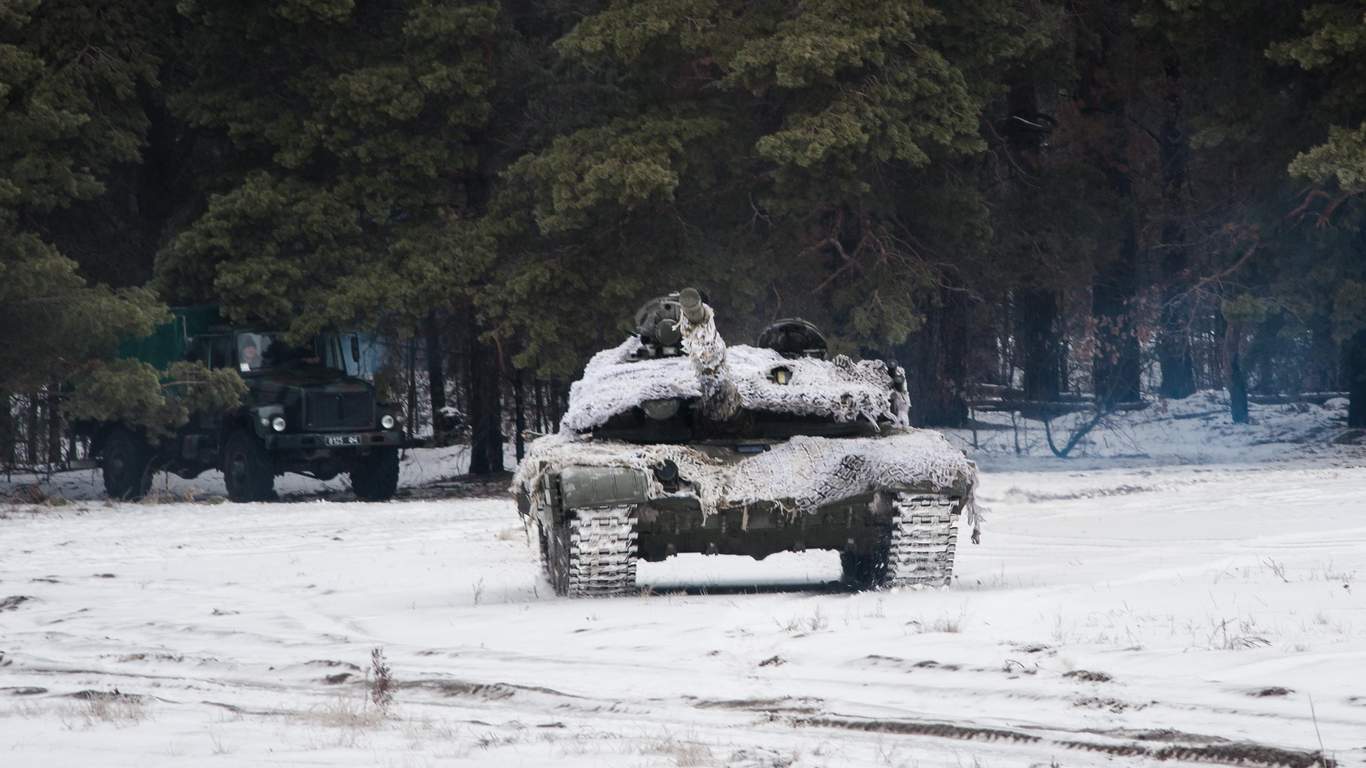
[677, 287, 741, 422]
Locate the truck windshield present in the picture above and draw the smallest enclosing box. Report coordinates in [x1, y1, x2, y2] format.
[236, 332, 340, 373]
[236, 333, 273, 371]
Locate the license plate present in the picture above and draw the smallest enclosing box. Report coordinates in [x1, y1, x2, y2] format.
[324, 435, 362, 447]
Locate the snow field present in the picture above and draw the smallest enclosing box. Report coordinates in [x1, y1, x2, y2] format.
[2, 460, 1364, 767]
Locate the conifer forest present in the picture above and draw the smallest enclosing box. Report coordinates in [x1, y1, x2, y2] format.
[4, 0, 1366, 473]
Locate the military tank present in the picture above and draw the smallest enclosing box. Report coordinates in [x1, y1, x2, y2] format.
[513, 288, 980, 597]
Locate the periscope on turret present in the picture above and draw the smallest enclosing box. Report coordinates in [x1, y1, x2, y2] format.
[513, 288, 979, 597]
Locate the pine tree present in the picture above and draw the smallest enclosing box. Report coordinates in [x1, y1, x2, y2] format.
[1271, 1, 1366, 425]
[1, 0, 172, 457]
[488, 0, 1058, 425]
[157, 0, 499, 336]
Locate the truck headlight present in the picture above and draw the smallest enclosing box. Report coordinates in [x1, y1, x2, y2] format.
[271, 416, 286, 432]
[380, 414, 396, 430]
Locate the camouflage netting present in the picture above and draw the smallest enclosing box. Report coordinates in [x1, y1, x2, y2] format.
[512, 429, 982, 535]
[560, 337, 905, 433]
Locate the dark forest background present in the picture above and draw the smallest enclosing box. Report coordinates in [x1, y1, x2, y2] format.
[3, 0, 1366, 475]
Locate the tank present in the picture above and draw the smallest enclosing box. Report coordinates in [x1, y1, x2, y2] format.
[513, 288, 980, 597]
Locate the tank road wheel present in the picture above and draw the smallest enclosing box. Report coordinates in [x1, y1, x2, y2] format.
[885, 493, 962, 588]
[223, 431, 275, 502]
[547, 506, 638, 598]
[101, 427, 153, 500]
[350, 447, 399, 501]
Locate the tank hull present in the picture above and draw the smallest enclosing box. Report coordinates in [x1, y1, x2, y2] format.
[514, 429, 976, 596]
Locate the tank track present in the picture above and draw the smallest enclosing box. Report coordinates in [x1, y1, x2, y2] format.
[885, 493, 962, 587]
[564, 505, 638, 597]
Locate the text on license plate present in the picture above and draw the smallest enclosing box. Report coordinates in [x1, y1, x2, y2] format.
[324, 435, 362, 446]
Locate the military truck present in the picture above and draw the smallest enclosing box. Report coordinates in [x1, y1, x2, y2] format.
[83, 307, 405, 502]
[514, 288, 980, 596]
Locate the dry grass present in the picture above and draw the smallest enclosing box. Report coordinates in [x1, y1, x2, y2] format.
[778, 606, 828, 635]
[369, 646, 394, 711]
[301, 695, 387, 730]
[645, 733, 715, 766]
[58, 693, 149, 729]
[907, 611, 966, 634]
[1208, 616, 1271, 650]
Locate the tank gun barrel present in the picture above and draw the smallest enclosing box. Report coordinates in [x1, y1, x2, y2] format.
[677, 287, 742, 422]
[679, 287, 707, 325]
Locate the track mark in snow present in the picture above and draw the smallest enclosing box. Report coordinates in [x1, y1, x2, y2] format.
[398, 677, 583, 702]
[1, 594, 35, 611]
[800, 716, 1337, 768]
[1073, 695, 1145, 713]
[854, 654, 963, 672]
[1059, 736, 1336, 768]
[691, 696, 824, 715]
[110, 652, 187, 664]
[1063, 669, 1113, 683]
[299, 659, 362, 671]
[793, 715, 1040, 744]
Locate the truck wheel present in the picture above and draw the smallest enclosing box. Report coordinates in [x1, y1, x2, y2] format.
[350, 447, 399, 501]
[102, 428, 152, 500]
[223, 431, 274, 502]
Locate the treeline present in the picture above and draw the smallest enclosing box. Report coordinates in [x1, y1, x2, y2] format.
[3, 0, 1365, 475]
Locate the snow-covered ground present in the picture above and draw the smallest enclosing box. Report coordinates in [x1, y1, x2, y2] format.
[2, 395, 1364, 766]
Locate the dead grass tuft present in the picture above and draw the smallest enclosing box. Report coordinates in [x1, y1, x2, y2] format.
[646, 733, 715, 766]
[59, 692, 148, 729]
[369, 646, 394, 712]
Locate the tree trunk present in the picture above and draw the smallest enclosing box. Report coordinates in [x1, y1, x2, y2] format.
[1091, 217, 1142, 407]
[424, 311, 447, 444]
[1309, 318, 1338, 392]
[406, 337, 419, 441]
[1156, 55, 1195, 399]
[513, 370, 526, 462]
[1004, 82, 1065, 403]
[26, 394, 39, 467]
[46, 383, 61, 467]
[467, 317, 504, 475]
[534, 380, 546, 433]
[0, 391, 15, 471]
[1079, 4, 1142, 409]
[1347, 331, 1366, 428]
[1229, 351, 1248, 424]
[1246, 312, 1286, 394]
[1219, 311, 1249, 424]
[903, 287, 968, 427]
[1017, 289, 1062, 402]
[549, 378, 563, 432]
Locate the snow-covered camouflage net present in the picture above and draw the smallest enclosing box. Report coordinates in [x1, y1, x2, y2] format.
[560, 337, 903, 433]
[513, 429, 981, 535]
